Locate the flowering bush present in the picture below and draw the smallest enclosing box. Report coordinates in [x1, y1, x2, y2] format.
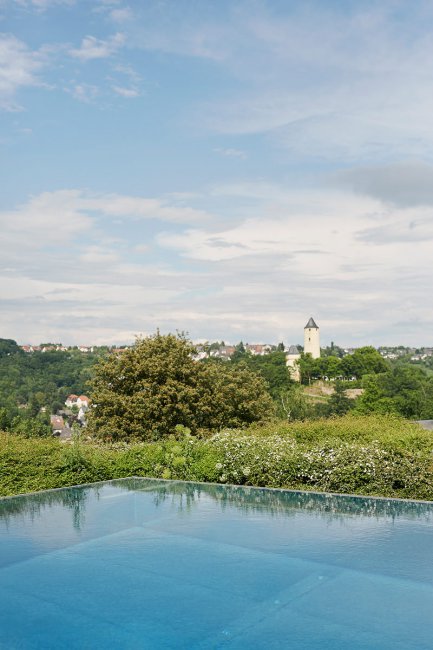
[2, 414, 433, 500]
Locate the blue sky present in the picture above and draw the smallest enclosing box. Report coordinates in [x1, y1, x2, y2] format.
[1, 0, 433, 347]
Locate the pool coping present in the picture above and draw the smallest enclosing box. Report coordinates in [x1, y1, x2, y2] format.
[1, 475, 433, 506]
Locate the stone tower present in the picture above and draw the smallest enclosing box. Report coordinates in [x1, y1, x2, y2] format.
[286, 344, 301, 381]
[304, 317, 320, 359]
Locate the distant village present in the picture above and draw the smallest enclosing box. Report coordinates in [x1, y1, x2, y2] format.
[16, 320, 433, 440]
[49, 393, 91, 441]
[20, 342, 433, 362]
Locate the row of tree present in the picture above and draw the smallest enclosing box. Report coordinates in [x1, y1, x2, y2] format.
[298, 346, 389, 383]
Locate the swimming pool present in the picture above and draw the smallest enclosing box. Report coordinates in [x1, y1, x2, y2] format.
[1, 478, 432, 649]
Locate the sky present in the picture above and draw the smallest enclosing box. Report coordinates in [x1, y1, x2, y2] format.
[1, 0, 433, 347]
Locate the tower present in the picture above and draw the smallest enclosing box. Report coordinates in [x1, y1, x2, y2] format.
[286, 345, 301, 381]
[304, 317, 320, 359]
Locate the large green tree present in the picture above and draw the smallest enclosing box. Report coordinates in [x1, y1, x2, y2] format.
[355, 365, 433, 418]
[88, 333, 275, 441]
[340, 346, 389, 379]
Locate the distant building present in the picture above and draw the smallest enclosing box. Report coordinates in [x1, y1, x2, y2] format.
[210, 346, 236, 359]
[286, 345, 301, 382]
[50, 415, 65, 434]
[245, 344, 272, 356]
[65, 394, 90, 408]
[65, 394, 79, 408]
[285, 317, 321, 381]
[304, 317, 320, 359]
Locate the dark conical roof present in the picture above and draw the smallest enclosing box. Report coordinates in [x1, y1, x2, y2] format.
[304, 317, 318, 329]
[287, 345, 299, 355]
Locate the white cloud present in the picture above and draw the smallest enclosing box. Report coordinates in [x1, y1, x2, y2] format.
[109, 7, 132, 23]
[0, 189, 212, 274]
[111, 85, 139, 98]
[149, 3, 433, 161]
[0, 190, 92, 247]
[109, 63, 141, 98]
[13, 0, 75, 9]
[0, 34, 45, 109]
[66, 82, 99, 102]
[0, 189, 211, 249]
[214, 147, 246, 159]
[77, 192, 212, 223]
[150, 181, 433, 345]
[69, 32, 125, 61]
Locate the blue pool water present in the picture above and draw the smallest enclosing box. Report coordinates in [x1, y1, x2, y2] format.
[1, 479, 433, 649]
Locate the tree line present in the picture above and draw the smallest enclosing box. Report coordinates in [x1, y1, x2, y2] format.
[1, 335, 432, 440]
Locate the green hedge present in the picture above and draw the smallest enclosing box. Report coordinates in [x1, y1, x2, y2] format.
[1, 414, 433, 500]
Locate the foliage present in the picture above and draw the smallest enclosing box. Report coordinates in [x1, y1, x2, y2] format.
[278, 384, 313, 421]
[355, 365, 433, 419]
[0, 339, 23, 358]
[0, 339, 102, 428]
[11, 413, 51, 438]
[230, 350, 293, 399]
[315, 382, 354, 417]
[87, 333, 275, 441]
[321, 343, 345, 358]
[298, 353, 318, 384]
[340, 346, 389, 378]
[2, 414, 433, 501]
[299, 346, 389, 384]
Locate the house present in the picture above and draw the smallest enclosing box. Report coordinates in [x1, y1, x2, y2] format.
[65, 394, 78, 408]
[245, 344, 273, 356]
[192, 350, 208, 361]
[210, 346, 236, 359]
[50, 415, 65, 434]
[65, 394, 90, 409]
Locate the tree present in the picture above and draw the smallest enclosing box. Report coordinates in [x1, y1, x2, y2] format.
[323, 382, 354, 416]
[0, 338, 22, 358]
[0, 407, 10, 431]
[232, 350, 293, 399]
[88, 333, 275, 441]
[324, 356, 342, 378]
[196, 361, 277, 430]
[11, 414, 51, 437]
[354, 375, 399, 415]
[298, 353, 319, 385]
[278, 385, 312, 420]
[354, 365, 433, 419]
[340, 346, 389, 379]
[321, 343, 345, 358]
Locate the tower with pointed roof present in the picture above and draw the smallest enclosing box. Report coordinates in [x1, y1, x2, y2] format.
[304, 317, 320, 359]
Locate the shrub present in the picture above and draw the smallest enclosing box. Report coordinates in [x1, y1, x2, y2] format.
[2, 414, 433, 500]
